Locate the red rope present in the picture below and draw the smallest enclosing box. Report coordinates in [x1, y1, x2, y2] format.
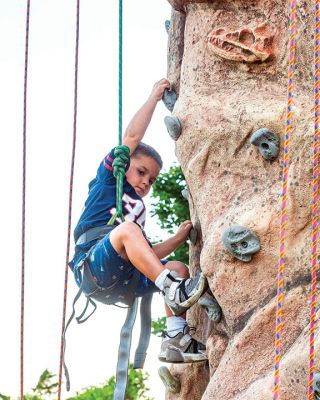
[57, 1, 80, 397]
[21, 1, 31, 398]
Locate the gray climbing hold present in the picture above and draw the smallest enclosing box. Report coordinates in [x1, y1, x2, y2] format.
[165, 20, 171, 33]
[222, 225, 261, 262]
[314, 373, 320, 400]
[158, 366, 181, 393]
[164, 116, 182, 141]
[189, 227, 198, 245]
[162, 89, 177, 112]
[181, 188, 189, 200]
[199, 293, 222, 322]
[250, 128, 280, 161]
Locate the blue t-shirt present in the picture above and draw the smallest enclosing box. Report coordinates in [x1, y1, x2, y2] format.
[73, 148, 147, 251]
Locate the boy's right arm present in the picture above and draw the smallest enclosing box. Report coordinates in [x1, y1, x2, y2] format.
[123, 78, 170, 155]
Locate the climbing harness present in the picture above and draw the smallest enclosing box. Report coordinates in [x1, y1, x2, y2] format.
[273, 1, 296, 398]
[59, 1, 153, 399]
[20, 1, 31, 398]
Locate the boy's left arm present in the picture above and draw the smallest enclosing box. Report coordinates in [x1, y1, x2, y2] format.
[152, 220, 193, 260]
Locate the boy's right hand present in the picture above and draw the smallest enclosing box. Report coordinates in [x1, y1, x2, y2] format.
[149, 79, 171, 102]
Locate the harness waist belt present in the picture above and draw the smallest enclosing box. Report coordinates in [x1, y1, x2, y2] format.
[76, 224, 115, 246]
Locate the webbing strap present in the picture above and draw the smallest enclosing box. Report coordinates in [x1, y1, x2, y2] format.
[113, 298, 139, 400]
[134, 293, 153, 369]
[62, 275, 98, 392]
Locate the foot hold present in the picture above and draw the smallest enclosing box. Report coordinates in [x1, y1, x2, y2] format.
[158, 366, 181, 393]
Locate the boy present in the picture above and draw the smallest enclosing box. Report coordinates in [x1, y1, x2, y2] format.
[70, 78, 208, 363]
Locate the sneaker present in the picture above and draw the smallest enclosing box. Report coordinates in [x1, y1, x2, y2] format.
[162, 271, 208, 316]
[158, 326, 207, 363]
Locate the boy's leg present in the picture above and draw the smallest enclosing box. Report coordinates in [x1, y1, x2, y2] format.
[109, 222, 208, 315]
[110, 221, 165, 281]
[159, 262, 207, 364]
[163, 261, 188, 318]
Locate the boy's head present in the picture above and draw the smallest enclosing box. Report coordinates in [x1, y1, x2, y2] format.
[126, 142, 162, 198]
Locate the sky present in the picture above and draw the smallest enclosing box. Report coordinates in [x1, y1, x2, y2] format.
[0, 0, 177, 398]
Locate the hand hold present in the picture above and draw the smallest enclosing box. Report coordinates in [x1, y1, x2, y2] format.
[250, 128, 280, 161]
[314, 373, 320, 400]
[164, 116, 182, 141]
[181, 188, 189, 200]
[165, 20, 171, 33]
[199, 293, 222, 322]
[189, 227, 198, 245]
[158, 366, 181, 393]
[162, 88, 177, 112]
[222, 225, 261, 262]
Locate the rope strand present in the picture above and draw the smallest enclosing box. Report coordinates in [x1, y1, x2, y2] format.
[308, 1, 320, 398]
[273, 1, 297, 398]
[57, 1, 80, 397]
[118, 0, 123, 145]
[109, 0, 129, 224]
[21, 1, 31, 398]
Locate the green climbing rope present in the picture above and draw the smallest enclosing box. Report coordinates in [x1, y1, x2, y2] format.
[108, 145, 130, 224]
[107, 0, 130, 226]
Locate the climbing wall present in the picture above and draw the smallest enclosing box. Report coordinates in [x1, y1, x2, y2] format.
[163, 1, 319, 399]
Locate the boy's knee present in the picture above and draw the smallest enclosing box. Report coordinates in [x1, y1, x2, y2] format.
[166, 261, 189, 279]
[116, 221, 142, 239]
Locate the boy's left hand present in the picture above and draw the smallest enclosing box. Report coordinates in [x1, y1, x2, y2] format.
[149, 79, 171, 102]
[175, 220, 193, 244]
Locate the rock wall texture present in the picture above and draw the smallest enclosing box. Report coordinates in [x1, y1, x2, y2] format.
[164, 1, 318, 399]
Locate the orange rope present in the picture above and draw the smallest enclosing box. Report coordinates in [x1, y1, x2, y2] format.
[273, 1, 297, 398]
[308, 1, 320, 398]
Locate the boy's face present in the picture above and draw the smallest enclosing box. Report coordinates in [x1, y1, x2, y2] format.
[126, 154, 161, 198]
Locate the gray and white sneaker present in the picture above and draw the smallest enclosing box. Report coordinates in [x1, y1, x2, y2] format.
[158, 327, 207, 363]
[162, 271, 208, 316]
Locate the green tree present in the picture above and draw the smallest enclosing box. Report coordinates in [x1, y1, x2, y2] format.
[0, 369, 57, 400]
[150, 164, 190, 265]
[150, 164, 190, 336]
[31, 369, 58, 398]
[1, 366, 151, 400]
[67, 365, 152, 400]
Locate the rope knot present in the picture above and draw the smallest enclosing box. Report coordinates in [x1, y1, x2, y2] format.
[112, 145, 130, 179]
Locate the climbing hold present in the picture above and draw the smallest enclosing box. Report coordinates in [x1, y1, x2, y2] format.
[181, 188, 189, 200]
[199, 293, 222, 322]
[164, 116, 182, 141]
[314, 373, 320, 400]
[222, 225, 261, 262]
[165, 20, 171, 33]
[250, 128, 280, 161]
[162, 89, 177, 112]
[189, 227, 198, 245]
[158, 366, 181, 393]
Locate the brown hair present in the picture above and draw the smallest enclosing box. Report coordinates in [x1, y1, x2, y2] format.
[132, 142, 163, 169]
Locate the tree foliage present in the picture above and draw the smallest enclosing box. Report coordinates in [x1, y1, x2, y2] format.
[150, 164, 190, 265]
[150, 164, 190, 232]
[150, 164, 191, 336]
[67, 365, 151, 400]
[1, 366, 152, 400]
